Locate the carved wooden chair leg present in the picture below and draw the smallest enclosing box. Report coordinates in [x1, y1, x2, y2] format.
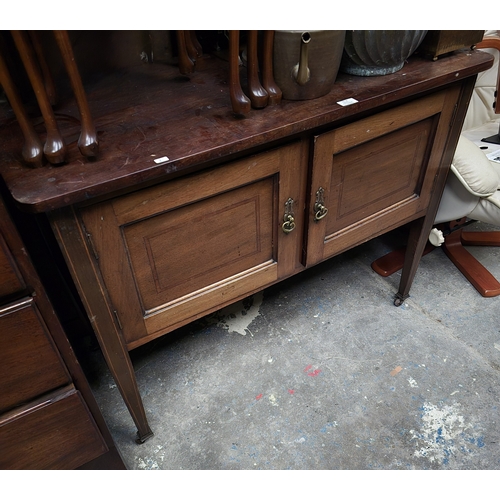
[185, 30, 203, 60]
[460, 230, 500, 247]
[11, 30, 67, 165]
[443, 228, 500, 297]
[176, 30, 195, 75]
[371, 242, 436, 277]
[0, 48, 44, 167]
[228, 30, 251, 115]
[261, 30, 282, 105]
[372, 220, 500, 297]
[246, 30, 268, 109]
[28, 30, 57, 106]
[53, 30, 99, 159]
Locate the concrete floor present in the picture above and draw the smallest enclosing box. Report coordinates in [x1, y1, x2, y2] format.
[86, 223, 500, 470]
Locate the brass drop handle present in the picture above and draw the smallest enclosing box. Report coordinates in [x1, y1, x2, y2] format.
[282, 214, 296, 233]
[282, 197, 296, 234]
[314, 204, 328, 220]
[313, 187, 328, 221]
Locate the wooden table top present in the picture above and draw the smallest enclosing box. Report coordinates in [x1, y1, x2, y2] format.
[0, 48, 493, 213]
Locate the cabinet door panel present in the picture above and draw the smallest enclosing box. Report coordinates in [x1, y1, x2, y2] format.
[81, 141, 308, 349]
[124, 178, 275, 312]
[0, 297, 71, 413]
[307, 89, 459, 266]
[325, 118, 432, 234]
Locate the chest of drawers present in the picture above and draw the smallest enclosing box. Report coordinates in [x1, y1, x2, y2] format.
[0, 195, 125, 468]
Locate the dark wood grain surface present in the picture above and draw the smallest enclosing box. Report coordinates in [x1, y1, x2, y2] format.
[0, 49, 493, 213]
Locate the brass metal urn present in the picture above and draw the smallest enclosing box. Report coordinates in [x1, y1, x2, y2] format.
[273, 30, 346, 100]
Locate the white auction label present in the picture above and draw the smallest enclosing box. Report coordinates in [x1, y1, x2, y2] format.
[153, 156, 170, 164]
[337, 98, 358, 106]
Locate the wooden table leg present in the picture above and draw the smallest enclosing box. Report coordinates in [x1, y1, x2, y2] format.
[11, 30, 67, 165]
[185, 30, 203, 60]
[176, 30, 195, 75]
[53, 30, 99, 159]
[228, 30, 251, 115]
[261, 30, 282, 105]
[29, 30, 57, 106]
[0, 48, 44, 168]
[246, 30, 268, 109]
[49, 207, 154, 444]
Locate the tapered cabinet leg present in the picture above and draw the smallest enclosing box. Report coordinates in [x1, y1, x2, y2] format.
[49, 207, 153, 443]
[394, 217, 441, 306]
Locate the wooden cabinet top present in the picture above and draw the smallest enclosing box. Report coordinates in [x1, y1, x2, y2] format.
[0, 48, 493, 213]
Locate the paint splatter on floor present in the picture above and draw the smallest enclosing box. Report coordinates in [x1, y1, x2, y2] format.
[409, 401, 485, 466]
[204, 292, 263, 336]
[390, 366, 403, 376]
[136, 456, 160, 469]
[407, 377, 418, 388]
[304, 365, 321, 377]
[135, 445, 166, 469]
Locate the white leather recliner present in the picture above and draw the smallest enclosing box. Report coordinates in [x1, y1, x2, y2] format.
[430, 31, 500, 296]
[372, 31, 500, 296]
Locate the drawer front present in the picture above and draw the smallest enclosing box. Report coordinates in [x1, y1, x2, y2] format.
[0, 233, 24, 299]
[306, 88, 460, 266]
[81, 141, 308, 349]
[0, 388, 108, 469]
[0, 297, 71, 413]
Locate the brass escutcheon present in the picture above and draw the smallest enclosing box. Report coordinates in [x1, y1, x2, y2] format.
[282, 197, 296, 233]
[314, 187, 328, 221]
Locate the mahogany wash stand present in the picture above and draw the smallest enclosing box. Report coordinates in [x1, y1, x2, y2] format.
[0, 45, 493, 443]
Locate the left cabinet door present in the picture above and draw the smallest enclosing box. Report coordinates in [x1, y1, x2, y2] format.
[80, 141, 308, 349]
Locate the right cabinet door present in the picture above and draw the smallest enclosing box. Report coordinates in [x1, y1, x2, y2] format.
[305, 88, 460, 266]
